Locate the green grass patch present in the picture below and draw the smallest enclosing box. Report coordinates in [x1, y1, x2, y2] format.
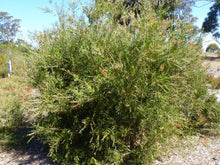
[0, 44, 29, 77]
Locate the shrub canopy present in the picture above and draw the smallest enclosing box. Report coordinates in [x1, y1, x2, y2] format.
[29, 2, 219, 164]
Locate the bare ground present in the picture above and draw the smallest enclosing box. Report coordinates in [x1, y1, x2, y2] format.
[153, 132, 220, 165]
[0, 138, 57, 165]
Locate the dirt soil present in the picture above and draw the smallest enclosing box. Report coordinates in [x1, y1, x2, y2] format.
[203, 53, 220, 76]
[154, 135, 220, 165]
[0, 138, 57, 165]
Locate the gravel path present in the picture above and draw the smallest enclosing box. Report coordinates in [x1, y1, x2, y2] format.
[154, 135, 220, 165]
[0, 139, 57, 165]
[0, 89, 58, 165]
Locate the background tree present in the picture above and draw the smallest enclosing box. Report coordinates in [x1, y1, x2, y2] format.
[0, 12, 21, 44]
[87, 0, 196, 26]
[202, 0, 220, 37]
[151, 0, 178, 19]
[206, 43, 220, 53]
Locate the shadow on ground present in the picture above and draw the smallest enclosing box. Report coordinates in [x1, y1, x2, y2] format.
[0, 126, 58, 165]
[204, 56, 220, 61]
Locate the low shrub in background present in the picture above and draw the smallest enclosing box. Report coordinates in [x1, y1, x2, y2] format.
[29, 2, 219, 164]
[0, 77, 33, 147]
[0, 54, 8, 78]
[0, 98, 25, 132]
[206, 73, 220, 89]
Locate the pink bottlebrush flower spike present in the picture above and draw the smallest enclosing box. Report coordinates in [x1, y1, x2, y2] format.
[174, 124, 180, 127]
[102, 70, 107, 76]
[74, 104, 79, 108]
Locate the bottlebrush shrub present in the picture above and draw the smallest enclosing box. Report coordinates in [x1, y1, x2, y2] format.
[0, 54, 8, 78]
[29, 5, 219, 165]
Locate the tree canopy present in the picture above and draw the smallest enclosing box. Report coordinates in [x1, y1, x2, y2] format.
[151, 0, 195, 19]
[206, 43, 220, 52]
[0, 12, 21, 44]
[86, 0, 196, 26]
[202, 0, 220, 37]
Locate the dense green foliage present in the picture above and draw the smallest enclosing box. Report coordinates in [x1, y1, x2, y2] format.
[0, 53, 7, 78]
[29, 2, 219, 164]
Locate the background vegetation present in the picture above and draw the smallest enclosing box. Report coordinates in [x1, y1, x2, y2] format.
[0, 12, 20, 44]
[206, 43, 220, 54]
[202, 0, 220, 38]
[0, 75, 35, 148]
[0, 11, 32, 148]
[0, 53, 7, 78]
[0, 43, 30, 76]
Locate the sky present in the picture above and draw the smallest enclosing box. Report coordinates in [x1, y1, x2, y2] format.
[0, 0, 59, 40]
[191, 1, 214, 28]
[0, 0, 217, 43]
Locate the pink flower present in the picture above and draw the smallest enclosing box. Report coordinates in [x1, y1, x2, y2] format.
[174, 124, 180, 127]
[102, 70, 107, 76]
[74, 104, 79, 108]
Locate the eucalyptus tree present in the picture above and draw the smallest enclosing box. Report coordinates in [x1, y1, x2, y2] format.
[87, 0, 196, 26]
[0, 12, 21, 44]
